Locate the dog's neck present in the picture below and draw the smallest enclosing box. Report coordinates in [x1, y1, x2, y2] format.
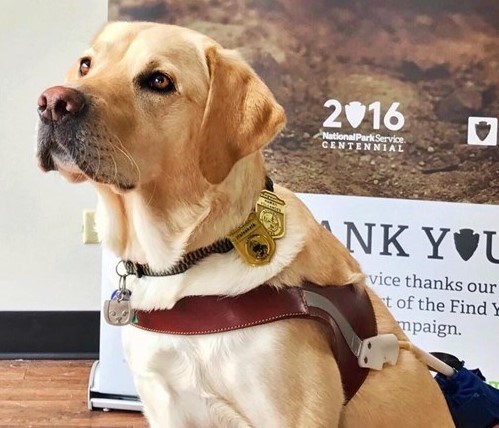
[93, 153, 364, 309]
[95, 153, 266, 271]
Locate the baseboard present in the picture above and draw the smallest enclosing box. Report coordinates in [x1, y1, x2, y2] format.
[0, 311, 99, 360]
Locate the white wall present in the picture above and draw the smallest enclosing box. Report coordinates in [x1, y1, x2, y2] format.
[0, 0, 108, 310]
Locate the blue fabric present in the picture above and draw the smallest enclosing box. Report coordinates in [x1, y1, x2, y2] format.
[435, 368, 499, 428]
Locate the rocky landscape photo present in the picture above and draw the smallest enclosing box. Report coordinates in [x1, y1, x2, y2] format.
[110, 0, 499, 204]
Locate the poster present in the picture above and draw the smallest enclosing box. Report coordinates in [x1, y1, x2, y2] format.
[299, 193, 499, 387]
[106, 0, 499, 385]
[110, 0, 499, 202]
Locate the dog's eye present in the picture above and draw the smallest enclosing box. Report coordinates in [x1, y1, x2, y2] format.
[79, 58, 91, 76]
[147, 72, 174, 92]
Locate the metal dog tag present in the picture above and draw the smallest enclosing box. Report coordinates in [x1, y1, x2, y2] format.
[228, 212, 276, 266]
[256, 190, 286, 239]
[104, 293, 135, 326]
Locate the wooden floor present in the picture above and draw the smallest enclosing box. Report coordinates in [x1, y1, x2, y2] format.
[0, 360, 147, 427]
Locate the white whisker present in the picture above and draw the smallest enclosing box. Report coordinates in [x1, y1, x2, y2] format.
[108, 133, 142, 183]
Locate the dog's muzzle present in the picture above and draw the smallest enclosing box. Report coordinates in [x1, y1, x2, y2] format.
[36, 86, 87, 172]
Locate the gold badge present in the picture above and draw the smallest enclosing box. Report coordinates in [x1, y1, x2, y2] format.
[256, 190, 286, 239]
[228, 213, 276, 265]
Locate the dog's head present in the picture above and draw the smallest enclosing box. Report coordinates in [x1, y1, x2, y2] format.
[36, 22, 285, 194]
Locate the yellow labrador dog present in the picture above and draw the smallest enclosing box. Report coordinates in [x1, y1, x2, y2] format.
[36, 22, 454, 428]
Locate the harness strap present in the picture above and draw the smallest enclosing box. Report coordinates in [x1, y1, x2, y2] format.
[133, 283, 378, 402]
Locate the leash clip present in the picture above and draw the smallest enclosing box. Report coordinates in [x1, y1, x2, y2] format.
[115, 261, 132, 301]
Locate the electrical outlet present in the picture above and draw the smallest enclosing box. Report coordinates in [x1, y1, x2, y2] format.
[82, 210, 99, 244]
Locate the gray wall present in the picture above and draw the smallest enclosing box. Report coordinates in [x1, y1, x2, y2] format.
[0, 0, 108, 310]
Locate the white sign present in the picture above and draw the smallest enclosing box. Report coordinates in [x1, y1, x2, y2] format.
[299, 193, 499, 387]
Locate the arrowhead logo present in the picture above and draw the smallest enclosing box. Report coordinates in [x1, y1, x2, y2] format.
[454, 228, 480, 261]
[475, 121, 491, 141]
[467, 117, 498, 146]
[345, 101, 366, 129]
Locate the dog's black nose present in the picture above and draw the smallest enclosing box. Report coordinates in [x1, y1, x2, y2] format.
[37, 86, 85, 122]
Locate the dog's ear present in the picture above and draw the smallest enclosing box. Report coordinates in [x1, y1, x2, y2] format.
[198, 46, 286, 184]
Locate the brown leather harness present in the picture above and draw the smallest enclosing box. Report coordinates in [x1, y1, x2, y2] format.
[132, 282, 377, 403]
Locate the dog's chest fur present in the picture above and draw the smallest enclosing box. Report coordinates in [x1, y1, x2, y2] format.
[123, 317, 303, 427]
[117, 207, 314, 427]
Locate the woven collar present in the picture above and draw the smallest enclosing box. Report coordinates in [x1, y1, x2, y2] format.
[122, 176, 275, 278]
[123, 239, 234, 278]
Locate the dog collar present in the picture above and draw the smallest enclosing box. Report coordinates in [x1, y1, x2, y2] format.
[121, 238, 234, 278]
[132, 282, 399, 403]
[122, 176, 279, 278]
